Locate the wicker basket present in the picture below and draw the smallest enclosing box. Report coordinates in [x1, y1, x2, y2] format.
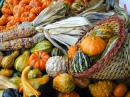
[67, 16, 129, 80]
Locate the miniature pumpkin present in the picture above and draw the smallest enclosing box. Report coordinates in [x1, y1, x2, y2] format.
[68, 45, 78, 59]
[20, 12, 36, 22]
[53, 73, 75, 93]
[13, 13, 21, 22]
[80, 36, 107, 56]
[46, 56, 66, 77]
[58, 91, 79, 97]
[0, 26, 6, 31]
[6, 20, 20, 28]
[20, 0, 31, 4]
[70, 51, 93, 73]
[29, 0, 42, 7]
[1, 3, 13, 15]
[41, 0, 52, 9]
[4, 0, 20, 6]
[30, 7, 43, 15]
[18, 4, 32, 13]
[28, 51, 50, 71]
[13, 5, 20, 15]
[0, 15, 8, 26]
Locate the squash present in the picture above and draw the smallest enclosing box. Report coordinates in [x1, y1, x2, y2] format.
[51, 47, 63, 57]
[28, 51, 50, 71]
[91, 25, 113, 40]
[46, 56, 66, 77]
[0, 69, 14, 77]
[30, 40, 53, 53]
[9, 77, 21, 86]
[74, 77, 90, 88]
[80, 36, 107, 56]
[58, 91, 79, 97]
[53, 73, 75, 93]
[1, 51, 19, 69]
[28, 68, 42, 79]
[67, 45, 78, 59]
[14, 50, 30, 72]
[1, 3, 13, 15]
[70, 51, 93, 73]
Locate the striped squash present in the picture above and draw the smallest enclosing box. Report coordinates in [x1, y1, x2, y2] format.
[70, 51, 93, 73]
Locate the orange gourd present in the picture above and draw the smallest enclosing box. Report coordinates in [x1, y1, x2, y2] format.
[41, 0, 52, 9]
[20, 12, 36, 22]
[20, 0, 31, 4]
[6, 20, 20, 28]
[67, 45, 78, 59]
[28, 51, 50, 71]
[1, 3, 13, 15]
[29, 0, 42, 7]
[30, 7, 43, 15]
[14, 13, 21, 22]
[13, 5, 20, 15]
[58, 91, 79, 97]
[4, 0, 20, 6]
[80, 36, 106, 56]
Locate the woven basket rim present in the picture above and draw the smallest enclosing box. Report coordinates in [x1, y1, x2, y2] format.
[67, 16, 125, 78]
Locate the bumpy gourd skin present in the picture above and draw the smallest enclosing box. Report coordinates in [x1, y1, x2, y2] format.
[53, 73, 75, 93]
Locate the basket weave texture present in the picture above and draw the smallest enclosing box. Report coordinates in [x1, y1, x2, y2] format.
[68, 16, 128, 80]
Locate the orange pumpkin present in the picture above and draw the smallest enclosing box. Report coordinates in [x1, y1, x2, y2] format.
[1, 3, 13, 15]
[20, 0, 31, 4]
[80, 36, 106, 56]
[29, 0, 42, 7]
[0, 15, 8, 26]
[6, 15, 14, 22]
[13, 5, 20, 15]
[41, 0, 51, 9]
[28, 51, 50, 71]
[6, 20, 20, 28]
[14, 13, 21, 22]
[58, 91, 79, 97]
[18, 4, 32, 13]
[4, 0, 20, 6]
[20, 12, 36, 22]
[68, 45, 78, 59]
[30, 7, 43, 15]
[0, 26, 6, 31]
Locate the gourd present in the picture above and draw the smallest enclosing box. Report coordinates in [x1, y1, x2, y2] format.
[80, 36, 107, 56]
[58, 91, 79, 97]
[46, 56, 66, 77]
[100, 35, 118, 59]
[2, 88, 22, 97]
[67, 45, 78, 59]
[90, 25, 113, 40]
[0, 69, 14, 77]
[21, 66, 50, 97]
[28, 51, 50, 71]
[70, 51, 93, 73]
[30, 40, 53, 53]
[1, 51, 19, 69]
[53, 73, 75, 93]
[14, 50, 30, 72]
[28, 68, 42, 79]
[51, 47, 63, 56]
[9, 77, 21, 86]
[89, 80, 114, 97]
[74, 77, 90, 88]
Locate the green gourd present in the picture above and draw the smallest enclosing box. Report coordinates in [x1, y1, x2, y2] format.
[30, 40, 53, 53]
[1, 51, 19, 69]
[51, 47, 63, 56]
[14, 50, 30, 72]
[70, 51, 93, 73]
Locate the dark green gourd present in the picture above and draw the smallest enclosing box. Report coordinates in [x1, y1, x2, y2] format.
[70, 51, 93, 73]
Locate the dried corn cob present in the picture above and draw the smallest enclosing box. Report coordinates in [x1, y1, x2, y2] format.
[0, 33, 45, 51]
[0, 24, 37, 42]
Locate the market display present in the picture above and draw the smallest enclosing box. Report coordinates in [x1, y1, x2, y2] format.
[0, 0, 130, 97]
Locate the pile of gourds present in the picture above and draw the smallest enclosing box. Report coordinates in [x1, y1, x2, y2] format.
[0, 0, 130, 97]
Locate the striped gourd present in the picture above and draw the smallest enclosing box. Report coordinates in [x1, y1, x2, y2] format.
[70, 51, 93, 73]
[51, 47, 63, 56]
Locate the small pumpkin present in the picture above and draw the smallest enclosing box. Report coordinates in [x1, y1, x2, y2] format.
[20, 12, 36, 22]
[29, 0, 42, 7]
[20, 0, 31, 4]
[0, 26, 6, 31]
[67, 45, 78, 59]
[80, 35, 107, 56]
[4, 0, 20, 6]
[0, 15, 8, 26]
[28, 51, 50, 71]
[1, 3, 13, 15]
[13, 5, 20, 15]
[6, 20, 20, 28]
[53, 73, 75, 93]
[13, 13, 21, 22]
[70, 51, 93, 73]
[18, 4, 32, 13]
[41, 0, 52, 9]
[30, 7, 43, 15]
[58, 91, 79, 97]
